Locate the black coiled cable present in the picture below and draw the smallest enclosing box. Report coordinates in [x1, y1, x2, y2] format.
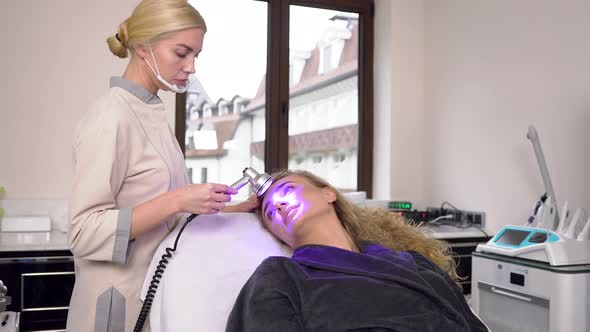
[134, 213, 199, 332]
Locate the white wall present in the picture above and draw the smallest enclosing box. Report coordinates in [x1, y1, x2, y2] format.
[423, 0, 590, 232]
[374, 0, 590, 232]
[373, 0, 427, 204]
[0, 0, 176, 200]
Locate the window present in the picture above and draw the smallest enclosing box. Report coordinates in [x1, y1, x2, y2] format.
[218, 100, 229, 116]
[320, 44, 333, 74]
[176, 0, 374, 197]
[200, 167, 208, 183]
[187, 168, 193, 184]
[202, 104, 212, 118]
[333, 153, 346, 163]
[185, 131, 195, 150]
[232, 97, 244, 114]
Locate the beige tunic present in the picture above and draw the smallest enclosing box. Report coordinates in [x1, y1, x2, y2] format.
[67, 77, 188, 332]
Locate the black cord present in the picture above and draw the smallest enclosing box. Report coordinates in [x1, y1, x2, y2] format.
[134, 213, 199, 332]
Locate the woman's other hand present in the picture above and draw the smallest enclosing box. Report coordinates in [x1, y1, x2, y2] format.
[223, 195, 260, 213]
[174, 183, 238, 215]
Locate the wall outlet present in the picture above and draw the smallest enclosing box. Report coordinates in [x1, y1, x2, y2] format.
[426, 207, 486, 227]
[462, 210, 486, 227]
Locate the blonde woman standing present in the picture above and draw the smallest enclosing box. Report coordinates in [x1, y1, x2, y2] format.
[67, 1, 254, 330]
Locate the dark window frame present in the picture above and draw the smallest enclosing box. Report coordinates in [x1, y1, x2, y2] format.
[176, 0, 374, 197]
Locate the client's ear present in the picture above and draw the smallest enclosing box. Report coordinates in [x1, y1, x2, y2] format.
[322, 188, 337, 203]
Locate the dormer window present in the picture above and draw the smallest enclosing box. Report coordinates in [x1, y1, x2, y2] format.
[218, 100, 229, 116]
[317, 17, 352, 75]
[289, 49, 311, 86]
[203, 104, 213, 118]
[189, 105, 199, 120]
[233, 97, 244, 113]
[319, 44, 334, 74]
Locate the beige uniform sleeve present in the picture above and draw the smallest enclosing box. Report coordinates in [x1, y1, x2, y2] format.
[68, 106, 133, 264]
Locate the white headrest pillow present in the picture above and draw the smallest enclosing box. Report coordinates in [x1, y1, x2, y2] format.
[141, 212, 292, 332]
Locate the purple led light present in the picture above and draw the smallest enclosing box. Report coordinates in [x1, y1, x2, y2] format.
[270, 191, 299, 207]
[267, 185, 307, 233]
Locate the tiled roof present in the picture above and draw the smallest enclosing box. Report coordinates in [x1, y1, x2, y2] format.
[250, 124, 357, 159]
[244, 21, 358, 112]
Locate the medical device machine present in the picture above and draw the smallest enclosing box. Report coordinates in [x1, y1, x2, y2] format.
[472, 126, 590, 331]
[476, 126, 590, 265]
[134, 167, 273, 332]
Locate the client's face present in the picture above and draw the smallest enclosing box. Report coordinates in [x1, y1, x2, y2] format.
[260, 175, 336, 247]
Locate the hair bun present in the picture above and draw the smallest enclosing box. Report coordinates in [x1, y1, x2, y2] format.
[117, 22, 129, 46]
[107, 22, 129, 58]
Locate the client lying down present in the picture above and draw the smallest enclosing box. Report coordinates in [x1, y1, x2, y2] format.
[226, 170, 488, 332]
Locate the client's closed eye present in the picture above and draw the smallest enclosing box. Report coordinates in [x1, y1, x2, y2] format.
[283, 185, 295, 194]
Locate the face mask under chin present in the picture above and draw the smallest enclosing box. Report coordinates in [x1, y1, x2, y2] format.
[144, 47, 188, 93]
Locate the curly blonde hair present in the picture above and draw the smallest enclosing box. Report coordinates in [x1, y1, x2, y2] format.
[259, 169, 460, 282]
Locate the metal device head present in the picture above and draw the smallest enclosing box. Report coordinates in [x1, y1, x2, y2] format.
[230, 167, 273, 196]
[242, 167, 273, 196]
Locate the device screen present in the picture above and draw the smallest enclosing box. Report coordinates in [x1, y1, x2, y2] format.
[510, 272, 525, 286]
[496, 229, 530, 246]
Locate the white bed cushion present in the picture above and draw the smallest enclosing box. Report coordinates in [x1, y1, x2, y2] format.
[141, 212, 292, 332]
